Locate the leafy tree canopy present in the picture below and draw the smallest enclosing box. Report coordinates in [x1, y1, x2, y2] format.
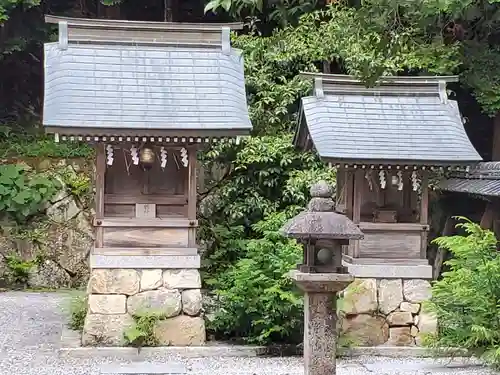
[228, 0, 500, 118]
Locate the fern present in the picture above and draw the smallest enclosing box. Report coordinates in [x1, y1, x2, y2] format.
[426, 217, 500, 369]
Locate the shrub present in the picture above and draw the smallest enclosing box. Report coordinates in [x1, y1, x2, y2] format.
[3, 254, 35, 285]
[0, 128, 93, 159]
[206, 210, 304, 345]
[124, 310, 166, 347]
[68, 292, 87, 332]
[0, 164, 60, 223]
[426, 217, 500, 368]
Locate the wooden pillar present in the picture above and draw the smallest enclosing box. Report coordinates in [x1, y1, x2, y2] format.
[352, 170, 363, 223]
[351, 170, 363, 258]
[420, 172, 429, 259]
[187, 146, 197, 247]
[344, 171, 354, 220]
[335, 170, 344, 209]
[95, 144, 106, 248]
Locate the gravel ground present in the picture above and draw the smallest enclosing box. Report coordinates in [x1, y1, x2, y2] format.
[0, 291, 497, 375]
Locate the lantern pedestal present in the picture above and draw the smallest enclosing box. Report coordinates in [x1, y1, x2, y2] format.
[290, 271, 354, 375]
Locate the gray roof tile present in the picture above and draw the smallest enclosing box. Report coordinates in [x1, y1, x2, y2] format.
[439, 178, 500, 197]
[300, 94, 482, 164]
[43, 43, 251, 134]
[439, 162, 500, 196]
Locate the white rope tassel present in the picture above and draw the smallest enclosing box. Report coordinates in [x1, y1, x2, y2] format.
[411, 171, 419, 191]
[130, 145, 139, 165]
[180, 148, 188, 167]
[397, 171, 403, 191]
[379, 170, 386, 189]
[365, 171, 373, 191]
[160, 147, 168, 169]
[105, 144, 114, 166]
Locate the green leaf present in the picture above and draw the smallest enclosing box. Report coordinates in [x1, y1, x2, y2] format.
[204, 0, 221, 13]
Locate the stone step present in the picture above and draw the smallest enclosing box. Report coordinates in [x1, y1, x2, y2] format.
[100, 362, 186, 374]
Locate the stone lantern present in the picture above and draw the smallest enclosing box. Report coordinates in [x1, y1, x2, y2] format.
[280, 180, 364, 375]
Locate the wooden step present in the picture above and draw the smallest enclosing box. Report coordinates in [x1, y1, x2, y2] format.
[93, 247, 198, 256]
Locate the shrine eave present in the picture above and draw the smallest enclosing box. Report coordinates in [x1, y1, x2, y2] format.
[45, 126, 250, 145]
[294, 73, 482, 168]
[439, 162, 500, 197]
[439, 178, 500, 197]
[324, 160, 479, 171]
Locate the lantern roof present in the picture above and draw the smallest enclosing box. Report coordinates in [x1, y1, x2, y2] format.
[294, 73, 482, 168]
[280, 181, 364, 241]
[42, 16, 252, 141]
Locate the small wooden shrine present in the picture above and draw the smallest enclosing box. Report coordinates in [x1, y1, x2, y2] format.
[294, 73, 482, 278]
[43, 16, 251, 269]
[42, 16, 252, 346]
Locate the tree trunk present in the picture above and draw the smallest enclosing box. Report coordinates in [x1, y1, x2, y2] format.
[164, 0, 176, 21]
[480, 200, 499, 230]
[323, 61, 331, 74]
[97, 1, 121, 19]
[433, 215, 455, 280]
[491, 112, 500, 160]
[479, 112, 500, 231]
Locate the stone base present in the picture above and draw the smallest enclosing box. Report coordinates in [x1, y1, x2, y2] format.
[82, 268, 205, 347]
[340, 278, 437, 347]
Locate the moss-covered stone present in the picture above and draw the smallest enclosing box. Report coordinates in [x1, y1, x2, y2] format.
[341, 278, 378, 315]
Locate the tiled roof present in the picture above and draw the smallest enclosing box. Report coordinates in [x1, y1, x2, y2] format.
[439, 162, 500, 197]
[297, 74, 482, 165]
[43, 43, 251, 135]
[439, 178, 500, 197]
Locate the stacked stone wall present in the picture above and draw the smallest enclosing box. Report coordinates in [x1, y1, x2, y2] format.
[83, 268, 205, 346]
[341, 278, 437, 346]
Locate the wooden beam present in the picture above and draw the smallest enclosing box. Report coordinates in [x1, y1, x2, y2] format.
[45, 126, 251, 138]
[95, 144, 106, 248]
[343, 254, 429, 266]
[45, 15, 244, 30]
[358, 222, 429, 232]
[187, 147, 197, 221]
[187, 147, 198, 248]
[345, 171, 354, 220]
[93, 247, 198, 256]
[420, 172, 429, 259]
[352, 170, 363, 258]
[94, 218, 197, 227]
[104, 194, 187, 205]
[353, 170, 363, 223]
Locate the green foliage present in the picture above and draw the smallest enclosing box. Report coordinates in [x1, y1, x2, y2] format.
[3, 253, 35, 284]
[206, 210, 304, 345]
[462, 44, 500, 117]
[0, 129, 93, 159]
[0, 164, 60, 223]
[60, 169, 91, 199]
[204, 0, 319, 28]
[426, 217, 500, 368]
[0, 0, 39, 23]
[200, 135, 335, 276]
[124, 310, 165, 347]
[68, 292, 87, 332]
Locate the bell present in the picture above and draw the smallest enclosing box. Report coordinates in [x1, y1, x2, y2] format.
[139, 147, 155, 168]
